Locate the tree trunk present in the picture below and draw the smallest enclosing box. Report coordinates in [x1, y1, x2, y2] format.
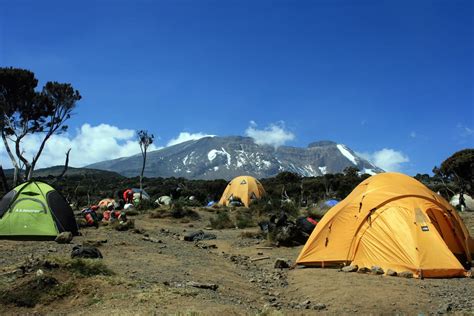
[139, 151, 146, 201]
[0, 165, 9, 192]
[27, 130, 54, 180]
[1, 131, 20, 186]
[53, 149, 71, 183]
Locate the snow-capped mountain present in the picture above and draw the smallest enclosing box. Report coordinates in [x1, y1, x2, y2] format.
[87, 136, 383, 179]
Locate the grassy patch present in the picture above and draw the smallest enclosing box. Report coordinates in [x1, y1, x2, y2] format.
[48, 257, 114, 277]
[239, 230, 263, 239]
[150, 207, 200, 220]
[0, 275, 62, 307]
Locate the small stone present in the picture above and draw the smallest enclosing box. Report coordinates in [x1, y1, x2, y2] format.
[36, 269, 44, 277]
[55, 232, 73, 244]
[399, 271, 414, 278]
[274, 258, 290, 269]
[386, 269, 397, 276]
[313, 303, 326, 310]
[357, 267, 371, 273]
[371, 266, 384, 275]
[302, 300, 311, 305]
[187, 281, 218, 291]
[47, 247, 57, 253]
[341, 265, 358, 272]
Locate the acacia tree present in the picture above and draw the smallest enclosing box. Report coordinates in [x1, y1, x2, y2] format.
[433, 149, 474, 195]
[137, 130, 154, 201]
[0, 67, 81, 185]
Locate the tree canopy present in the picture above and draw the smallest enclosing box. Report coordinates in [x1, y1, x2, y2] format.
[0, 67, 81, 184]
[434, 149, 474, 194]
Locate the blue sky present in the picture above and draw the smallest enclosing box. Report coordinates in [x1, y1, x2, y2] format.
[1, 0, 473, 174]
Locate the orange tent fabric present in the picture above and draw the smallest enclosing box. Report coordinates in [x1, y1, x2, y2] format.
[98, 198, 116, 209]
[296, 172, 474, 278]
[218, 176, 265, 207]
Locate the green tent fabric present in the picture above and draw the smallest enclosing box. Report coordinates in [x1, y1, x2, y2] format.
[0, 181, 78, 239]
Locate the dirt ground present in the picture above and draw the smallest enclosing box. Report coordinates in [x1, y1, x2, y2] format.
[0, 209, 473, 315]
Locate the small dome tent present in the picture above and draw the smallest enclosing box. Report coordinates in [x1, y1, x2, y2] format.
[0, 181, 79, 239]
[324, 199, 339, 207]
[296, 173, 474, 278]
[219, 175, 265, 207]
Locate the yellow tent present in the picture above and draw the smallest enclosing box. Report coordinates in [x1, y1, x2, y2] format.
[296, 172, 474, 278]
[219, 176, 265, 207]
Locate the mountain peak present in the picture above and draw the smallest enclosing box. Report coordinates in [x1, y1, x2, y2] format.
[307, 140, 337, 148]
[87, 136, 382, 179]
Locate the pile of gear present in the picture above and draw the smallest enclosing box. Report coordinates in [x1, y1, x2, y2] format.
[258, 212, 318, 246]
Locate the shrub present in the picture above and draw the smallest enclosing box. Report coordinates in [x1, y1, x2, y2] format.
[210, 211, 234, 229]
[235, 209, 255, 228]
[249, 199, 274, 216]
[135, 198, 156, 211]
[305, 206, 329, 220]
[280, 200, 300, 217]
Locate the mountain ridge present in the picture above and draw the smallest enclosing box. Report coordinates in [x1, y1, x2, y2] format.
[87, 136, 383, 180]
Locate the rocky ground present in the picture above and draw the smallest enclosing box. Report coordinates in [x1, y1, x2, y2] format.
[0, 209, 473, 315]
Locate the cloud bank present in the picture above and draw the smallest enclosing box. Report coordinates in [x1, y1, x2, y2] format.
[0, 124, 160, 168]
[358, 148, 409, 172]
[245, 121, 295, 147]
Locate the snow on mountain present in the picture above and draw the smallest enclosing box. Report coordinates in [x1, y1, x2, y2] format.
[337, 144, 358, 165]
[87, 136, 384, 180]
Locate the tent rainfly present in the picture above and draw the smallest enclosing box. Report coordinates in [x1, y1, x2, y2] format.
[219, 175, 265, 207]
[296, 172, 474, 278]
[0, 181, 79, 239]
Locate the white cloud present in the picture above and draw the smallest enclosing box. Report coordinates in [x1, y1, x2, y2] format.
[166, 132, 215, 147]
[245, 121, 295, 147]
[0, 123, 160, 169]
[410, 131, 417, 138]
[457, 124, 474, 138]
[357, 148, 409, 172]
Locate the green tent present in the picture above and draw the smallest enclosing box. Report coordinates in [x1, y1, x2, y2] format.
[0, 181, 79, 239]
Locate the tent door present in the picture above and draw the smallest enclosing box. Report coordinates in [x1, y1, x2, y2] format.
[426, 209, 470, 269]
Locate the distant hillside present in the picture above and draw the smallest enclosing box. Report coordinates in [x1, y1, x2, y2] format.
[4, 166, 124, 178]
[87, 136, 383, 180]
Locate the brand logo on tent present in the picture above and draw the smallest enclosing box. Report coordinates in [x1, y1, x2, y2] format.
[421, 226, 429, 231]
[15, 209, 43, 213]
[240, 180, 247, 185]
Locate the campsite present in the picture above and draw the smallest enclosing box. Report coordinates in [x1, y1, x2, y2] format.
[0, 170, 473, 315]
[1, 1, 474, 315]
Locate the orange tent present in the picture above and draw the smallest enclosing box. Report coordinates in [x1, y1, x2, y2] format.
[218, 176, 265, 207]
[296, 172, 474, 278]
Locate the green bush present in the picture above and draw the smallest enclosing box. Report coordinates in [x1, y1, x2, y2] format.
[210, 210, 234, 229]
[280, 200, 300, 217]
[305, 204, 330, 220]
[235, 209, 255, 228]
[249, 199, 275, 216]
[135, 198, 156, 211]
